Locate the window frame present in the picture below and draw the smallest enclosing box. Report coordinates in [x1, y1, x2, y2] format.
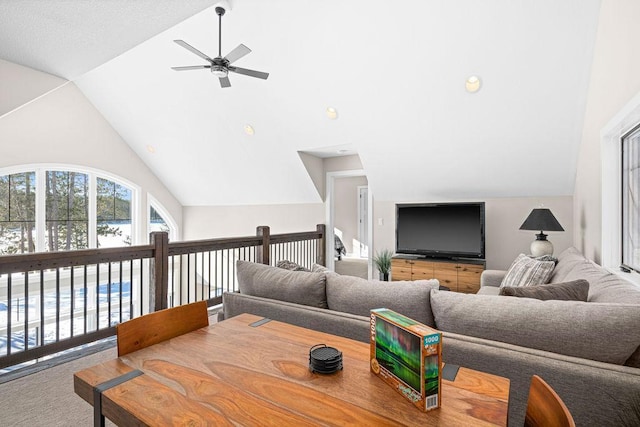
[147, 194, 178, 242]
[621, 123, 640, 272]
[601, 89, 640, 286]
[0, 164, 176, 252]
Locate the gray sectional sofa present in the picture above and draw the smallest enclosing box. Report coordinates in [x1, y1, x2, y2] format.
[220, 250, 640, 426]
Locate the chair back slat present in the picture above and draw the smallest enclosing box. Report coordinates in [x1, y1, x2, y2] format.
[525, 375, 575, 427]
[117, 301, 209, 357]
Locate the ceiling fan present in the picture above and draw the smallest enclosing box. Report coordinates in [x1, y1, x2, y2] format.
[171, 6, 269, 88]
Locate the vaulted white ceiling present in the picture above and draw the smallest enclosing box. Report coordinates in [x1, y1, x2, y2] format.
[0, 0, 601, 205]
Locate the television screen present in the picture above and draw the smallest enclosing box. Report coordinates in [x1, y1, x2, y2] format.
[396, 202, 485, 259]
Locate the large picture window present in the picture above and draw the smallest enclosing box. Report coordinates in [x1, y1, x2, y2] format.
[0, 166, 174, 254]
[96, 177, 132, 248]
[45, 171, 89, 251]
[0, 172, 36, 254]
[622, 125, 640, 271]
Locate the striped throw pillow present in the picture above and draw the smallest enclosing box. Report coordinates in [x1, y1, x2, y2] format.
[500, 254, 555, 287]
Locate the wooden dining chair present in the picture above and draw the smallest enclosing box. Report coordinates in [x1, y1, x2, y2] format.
[525, 375, 575, 427]
[116, 300, 209, 356]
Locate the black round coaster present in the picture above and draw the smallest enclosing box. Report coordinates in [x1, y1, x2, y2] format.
[309, 344, 343, 374]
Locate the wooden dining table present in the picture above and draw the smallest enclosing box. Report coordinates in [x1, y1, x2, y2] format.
[75, 313, 510, 426]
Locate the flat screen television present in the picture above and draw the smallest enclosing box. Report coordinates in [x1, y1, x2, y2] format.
[396, 202, 485, 259]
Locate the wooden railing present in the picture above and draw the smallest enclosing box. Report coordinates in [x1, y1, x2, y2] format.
[0, 224, 325, 370]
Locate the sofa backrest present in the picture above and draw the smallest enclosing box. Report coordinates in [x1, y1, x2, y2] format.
[549, 247, 587, 283]
[236, 260, 328, 308]
[430, 289, 640, 366]
[550, 247, 640, 304]
[325, 274, 440, 327]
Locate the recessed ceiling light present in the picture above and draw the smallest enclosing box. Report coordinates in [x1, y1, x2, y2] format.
[465, 75, 481, 93]
[244, 124, 255, 136]
[326, 107, 338, 120]
[146, 145, 156, 154]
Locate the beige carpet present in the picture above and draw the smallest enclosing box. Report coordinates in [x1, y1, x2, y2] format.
[0, 346, 118, 426]
[0, 312, 219, 426]
[334, 257, 369, 279]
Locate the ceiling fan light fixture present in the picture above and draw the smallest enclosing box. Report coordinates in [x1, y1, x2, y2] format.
[466, 75, 481, 93]
[211, 65, 228, 78]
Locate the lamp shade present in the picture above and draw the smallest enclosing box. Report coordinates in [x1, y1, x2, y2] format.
[519, 208, 564, 232]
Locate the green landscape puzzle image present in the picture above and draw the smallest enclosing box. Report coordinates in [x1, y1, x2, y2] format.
[424, 354, 439, 397]
[375, 316, 422, 392]
[374, 309, 419, 328]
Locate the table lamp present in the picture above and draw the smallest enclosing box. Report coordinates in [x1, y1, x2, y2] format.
[519, 208, 564, 257]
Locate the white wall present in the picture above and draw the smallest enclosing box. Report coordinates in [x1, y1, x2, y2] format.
[574, 0, 640, 264]
[0, 81, 183, 240]
[373, 196, 573, 270]
[334, 176, 368, 255]
[324, 155, 364, 174]
[182, 203, 324, 240]
[0, 59, 66, 117]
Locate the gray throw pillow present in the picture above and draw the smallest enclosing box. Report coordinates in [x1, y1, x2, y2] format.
[625, 345, 640, 368]
[311, 263, 331, 273]
[430, 289, 640, 365]
[500, 253, 555, 287]
[499, 279, 589, 301]
[276, 260, 310, 272]
[326, 274, 439, 327]
[236, 260, 327, 308]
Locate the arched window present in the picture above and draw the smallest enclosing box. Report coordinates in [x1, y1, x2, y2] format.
[148, 195, 178, 242]
[0, 166, 175, 254]
[96, 177, 132, 248]
[0, 172, 36, 253]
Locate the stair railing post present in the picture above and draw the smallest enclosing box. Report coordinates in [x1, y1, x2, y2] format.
[149, 231, 169, 312]
[256, 226, 270, 265]
[316, 224, 326, 266]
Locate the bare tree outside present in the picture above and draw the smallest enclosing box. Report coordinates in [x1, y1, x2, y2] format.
[0, 170, 133, 253]
[0, 173, 36, 254]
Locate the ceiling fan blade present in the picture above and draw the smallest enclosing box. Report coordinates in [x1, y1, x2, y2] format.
[171, 65, 211, 71]
[174, 40, 213, 62]
[224, 44, 251, 64]
[219, 76, 231, 88]
[228, 66, 269, 80]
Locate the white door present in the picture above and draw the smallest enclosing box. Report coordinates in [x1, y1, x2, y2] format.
[358, 186, 369, 258]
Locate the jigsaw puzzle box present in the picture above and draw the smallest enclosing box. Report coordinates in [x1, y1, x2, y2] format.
[370, 308, 442, 412]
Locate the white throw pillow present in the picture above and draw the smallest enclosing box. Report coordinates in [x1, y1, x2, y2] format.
[500, 253, 555, 287]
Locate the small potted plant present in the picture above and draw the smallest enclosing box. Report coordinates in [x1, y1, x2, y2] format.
[373, 249, 393, 281]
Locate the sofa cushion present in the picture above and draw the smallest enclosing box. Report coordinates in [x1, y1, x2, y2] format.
[500, 254, 555, 287]
[326, 274, 439, 327]
[476, 286, 501, 296]
[222, 292, 370, 343]
[236, 261, 327, 308]
[276, 260, 310, 272]
[498, 279, 589, 301]
[430, 289, 640, 364]
[626, 345, 640, 368]
[561, 260, 640, 304]
[548, 247, 588, 283]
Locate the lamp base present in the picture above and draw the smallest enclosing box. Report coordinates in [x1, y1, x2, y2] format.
[530, 233, 553, 257]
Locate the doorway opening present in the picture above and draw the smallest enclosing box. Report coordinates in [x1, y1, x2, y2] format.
[325, 170, 373, 279]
